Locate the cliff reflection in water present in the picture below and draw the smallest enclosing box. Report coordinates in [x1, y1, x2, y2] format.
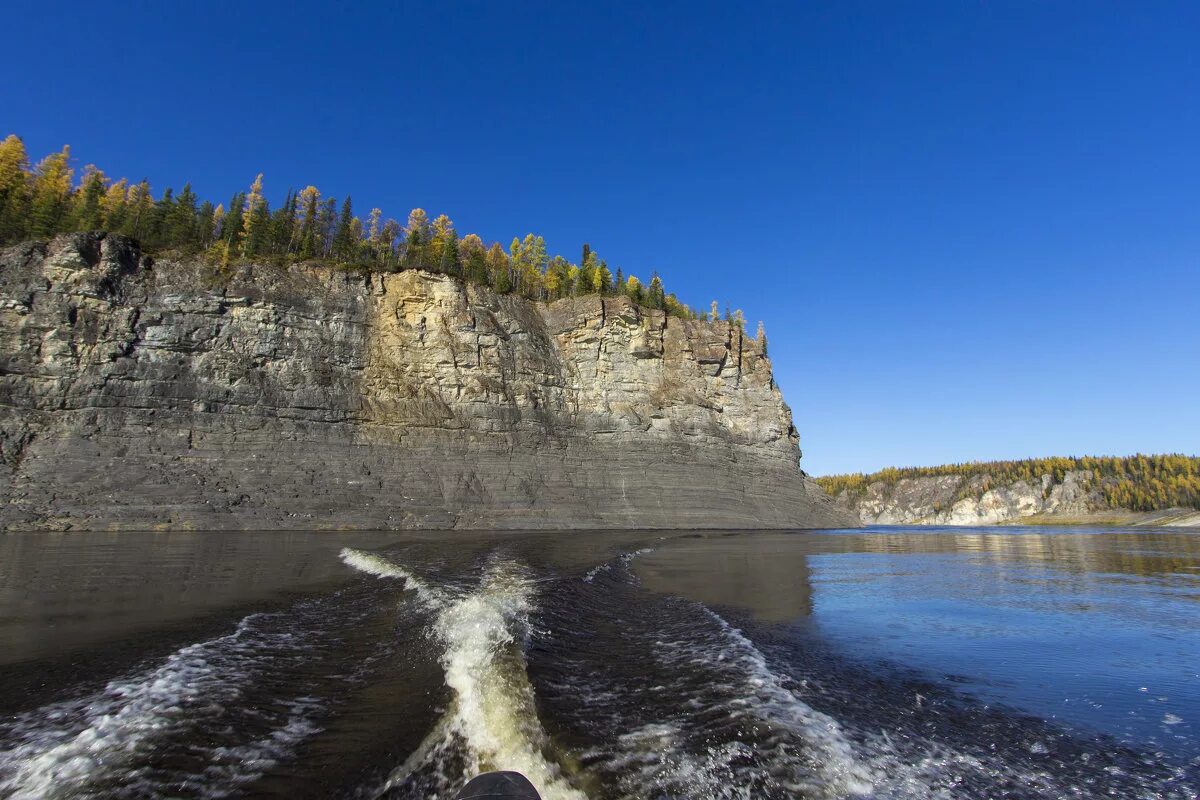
[635, 533, 816, 622]
[630, 527, 1200, 752]
[633, 527, 1200, 627]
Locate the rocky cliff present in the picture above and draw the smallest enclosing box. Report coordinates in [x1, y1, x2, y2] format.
[0, 233, 853, 530]
[827, 471, 1200, 527]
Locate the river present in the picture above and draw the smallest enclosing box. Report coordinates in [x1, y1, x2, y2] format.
[0, 527, 1196, 799]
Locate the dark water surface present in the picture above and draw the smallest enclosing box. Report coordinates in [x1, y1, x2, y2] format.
[0, 527, 1196, 799]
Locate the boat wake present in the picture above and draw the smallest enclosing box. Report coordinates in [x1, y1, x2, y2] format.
[0, 612, 325, 800]
[340, 549, 585, 800]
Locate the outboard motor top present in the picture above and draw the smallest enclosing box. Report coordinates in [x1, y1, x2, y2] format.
[453, 771, 542, 800]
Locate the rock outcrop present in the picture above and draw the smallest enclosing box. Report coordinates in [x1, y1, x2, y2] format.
[828, 471, 1199, 527]
[833, 471, 1097, 525]
[0, 233, 853, 530]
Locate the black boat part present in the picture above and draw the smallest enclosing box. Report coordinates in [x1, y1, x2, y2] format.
[453, 771, 543, 800]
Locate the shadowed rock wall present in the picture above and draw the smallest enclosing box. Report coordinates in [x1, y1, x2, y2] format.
[0, 233, 853, 530]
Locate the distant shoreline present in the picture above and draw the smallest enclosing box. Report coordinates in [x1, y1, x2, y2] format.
[818, 455, 1199, 527]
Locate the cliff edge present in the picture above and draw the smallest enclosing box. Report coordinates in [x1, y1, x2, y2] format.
[0, 233, 853, 530]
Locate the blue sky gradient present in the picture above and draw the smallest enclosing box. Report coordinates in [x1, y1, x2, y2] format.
[5, 1, 1197, 474]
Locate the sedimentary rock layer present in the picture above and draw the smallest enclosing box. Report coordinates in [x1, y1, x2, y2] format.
[828, 472, 1200, 527]
[0, 233, 852, 530]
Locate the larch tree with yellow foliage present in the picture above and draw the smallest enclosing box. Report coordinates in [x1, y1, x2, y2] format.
[29, 146, 73, 238]
[0, 134, 31, 242]
[240, 174, 267, 257]
[0, 134, 704, 321]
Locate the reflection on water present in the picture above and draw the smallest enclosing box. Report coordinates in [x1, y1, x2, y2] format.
[634, 527, 1200, 750]
[0, 531, 408, 665]
[637, 534, 815, 622]
[0, 527, 1196, 799]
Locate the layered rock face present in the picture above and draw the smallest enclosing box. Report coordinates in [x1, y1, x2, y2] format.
[830, 471, 1200, 526]
[0, 233, 853, 530]
[833, 472, 1098, 526]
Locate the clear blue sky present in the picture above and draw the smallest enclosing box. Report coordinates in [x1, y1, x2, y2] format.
[5, 1, 1198, 474]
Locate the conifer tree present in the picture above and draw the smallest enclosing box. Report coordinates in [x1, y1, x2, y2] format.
[69, 165, 108, 231]
[0, 133, 703, 320]
[196, 200, 215, 247]
[598, 260, 613, 295]
[270, 190, 297, 254]
[459, 234, 488, 284]
[487, 241, 511, 292]
[240, 174, 266, 256]
[145, 187, 174, 248]
[318, 197, 337, 257]
[296, 186, 320, 258]
[366, 208, 381, 244]
[648, 274, 665, 310]
[579, 250, 599, 295]
[626, 275, 642, 304]
[332, 197, 355, 261]
[756, 321, 767, 356]
[545, 255, 571, 298]
[223, 191, 247, 246]
[379, 218, 401, 269]
[405, 208, 431, 269]
[211, 203, 226, 242]
[509, 234, 547, 298]
[439, 229, 461, 276]
[0, 134, 31, 243]
[124, 180, 155, 239]
[29, 146, 73, 238]
[431, 213, 454, 245]
[100, 178, 129, 233]
[170, 183, 198, 248]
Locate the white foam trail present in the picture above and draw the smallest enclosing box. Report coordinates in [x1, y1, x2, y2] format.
[698, 609, 875, 796]
[583, 548, 654, 583]
[339, 548, 447, 608]
[570, 604, 876, 800]
[349, 553, 585, 800]
[0, 615, 322, 800]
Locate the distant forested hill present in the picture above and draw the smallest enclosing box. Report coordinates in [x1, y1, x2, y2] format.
[817, 455, 1200, 526]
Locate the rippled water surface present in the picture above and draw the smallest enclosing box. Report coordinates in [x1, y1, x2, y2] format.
[0, 527, 1196, 799]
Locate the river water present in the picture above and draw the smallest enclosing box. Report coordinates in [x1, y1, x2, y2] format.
[0, 527, 1196, 799]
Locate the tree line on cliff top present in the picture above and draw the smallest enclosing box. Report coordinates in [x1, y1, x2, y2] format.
[816, 454, 1200, 513]
[0, 135, 764, 329]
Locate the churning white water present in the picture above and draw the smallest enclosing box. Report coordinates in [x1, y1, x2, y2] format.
[0, 614, 323, 800]
[341, 549, 586, 800]
[2, 532, 1194, 800]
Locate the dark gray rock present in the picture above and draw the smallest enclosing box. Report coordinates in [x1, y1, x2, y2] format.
[0, 233, 855, 530]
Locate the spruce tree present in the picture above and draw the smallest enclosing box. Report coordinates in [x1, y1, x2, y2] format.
[332, 197, 355, 261]
[196, 200, 215, 248]
[170, 183, 198, 248]
[145, 187, 174, 248]
[224, 191, 247, 246]
[648, 274, 665, 310]
[270, 190, 297, 255]
[439, 229, 461, 276]
[69, 166, 108, 231]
